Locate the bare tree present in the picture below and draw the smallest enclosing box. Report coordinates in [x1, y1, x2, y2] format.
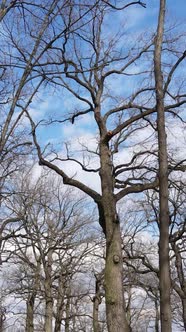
[154, 0, 172, 330]
[26, 1, 186, 329]
[120, 178, 186, 331]
[2, 169, 100, 332]
[169, 182, 186, 330]
[28, 5, 159, 331]
[0, 0, 18, 21]
[1, 1, 185, 331]
[154, 0, 186, 330]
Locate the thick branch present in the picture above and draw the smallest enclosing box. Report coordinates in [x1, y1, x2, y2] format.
[115, 179, 158, 201]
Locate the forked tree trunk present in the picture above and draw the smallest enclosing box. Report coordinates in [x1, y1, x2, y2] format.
[154, 0, 172, 331]
[100, 142, 130, 332]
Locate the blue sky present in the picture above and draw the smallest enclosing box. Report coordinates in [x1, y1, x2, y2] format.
[27, 0, 186, 192]
[34, 0, 185, 135]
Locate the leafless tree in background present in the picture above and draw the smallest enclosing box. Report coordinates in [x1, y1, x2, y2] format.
[2, 169, 102, 331]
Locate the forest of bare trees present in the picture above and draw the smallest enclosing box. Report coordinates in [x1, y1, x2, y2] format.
[0, 1, 185, 331]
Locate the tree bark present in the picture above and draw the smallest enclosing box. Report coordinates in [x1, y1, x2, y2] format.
[182, 298, 186, 332]
[0, 305, 5, 332]
[54, 275, 65, 332]
[44, 250, 53, 332]
[65, 288, 70, 332]
[155, 298, 160, 332]
[25, 261, 41, 332]
[100, 142, 130, 332]
[154, 0, 172, 331]
[172, 242, 186, 330]
[93, 275, 102, 332]
[25, 295, 35, 332]
[93, 296, 101, 332]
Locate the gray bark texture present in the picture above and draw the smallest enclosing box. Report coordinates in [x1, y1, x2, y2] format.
[25, 262, 41, 332]
[154, 0, 172, 331]
[54, 276, 65, 332]
[93, 274, 103, 332]
[99, 141, 130, 332]
[44, 250, 53, 332]
[65, 291, 70, 332]
[172, 242, 186, 331]
[25, 295, 35, 332]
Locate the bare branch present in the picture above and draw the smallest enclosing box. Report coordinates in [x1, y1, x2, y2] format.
[27, 112, 101, 204]
[164, 50, 186, 94]
[101, 1, 146, 10]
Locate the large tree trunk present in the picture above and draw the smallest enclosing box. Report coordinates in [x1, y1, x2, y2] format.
[105, 223, 129, 332]
[100, 142, 129, 332]
[154, 1, 172, 331]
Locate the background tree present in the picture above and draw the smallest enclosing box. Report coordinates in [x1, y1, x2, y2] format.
[1, 169, 103, 332]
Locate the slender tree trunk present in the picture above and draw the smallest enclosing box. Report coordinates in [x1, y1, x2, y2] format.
[154, 1, 172, 331]
[65, 288, 70, 332]
[155, 298, 160, 332]
[182, 298, 186, 331]
[44, 250, 53, 332]
[54, 296, 64, 332]
[93, 275, 102, 332]
[25, 261, 41, 332]
[100, 142, 130, 332]
[172, 242, 186, 330]
[25, 295, 35, 332]
[126, 287, 132, 332]
[44, 286, 53, 332]
[93, 296, 100, 332]
[54, 275, 65, 332]
[0, 303, 5, 332]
